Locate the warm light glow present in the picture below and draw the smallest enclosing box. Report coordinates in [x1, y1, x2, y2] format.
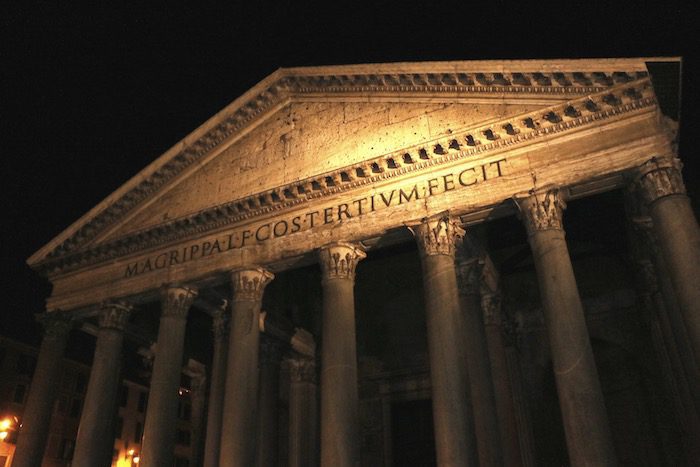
[0, 419, 11, 430]
[127, 449, 135, 456]
[0, 431, 8, 440]
[133, 456, 140, 464]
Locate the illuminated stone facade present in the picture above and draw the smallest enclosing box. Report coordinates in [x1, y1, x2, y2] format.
[16, 59, 700, 466]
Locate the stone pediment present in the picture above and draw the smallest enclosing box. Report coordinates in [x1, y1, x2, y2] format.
[29, 59, 657, 278]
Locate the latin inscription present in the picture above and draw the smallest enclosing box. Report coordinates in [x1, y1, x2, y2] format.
[125, 158, 506, 277]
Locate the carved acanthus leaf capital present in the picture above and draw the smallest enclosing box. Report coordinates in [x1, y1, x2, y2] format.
[481, 292, 503, 327]
[211, 300, 230, 339]
[99, 302, 133, 330]
[456, 256, 482, 296]
[286, 357, 317, 384]
[318, 242, 366, 282]
[410, 214, 465, 258]
[231, 267, 274, 301]
[636, 156, 686, 204]
[161, 285, 198, 319]
[516, 186, 567, 234]
[36, 311, 74, 338]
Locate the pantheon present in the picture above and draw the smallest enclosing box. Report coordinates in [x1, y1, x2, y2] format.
[14, 58, 700, 466]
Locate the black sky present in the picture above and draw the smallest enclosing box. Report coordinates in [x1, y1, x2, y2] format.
[1, 1, 697, 342]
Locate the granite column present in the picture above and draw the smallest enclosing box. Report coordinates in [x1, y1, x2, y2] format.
[287, 357, 318, 467]
[73, 302, 132, 466]
[256, 336, 283, 467]
[219, 267, 274, 467]
[318, 242, 365, 467]
[410, 214, 476, 467]
[12, 312, 73, 467]
[203, 302, 230, 467]
[141, 285, 198, 466]
[517, 187, 615, 466]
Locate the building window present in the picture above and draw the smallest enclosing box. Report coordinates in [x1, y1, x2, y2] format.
[69, 398, 82, 418]
[13, 383, 27, 404]
[119, 385, 129, 407]
[175, 429, 191, 446]
[134, 422, 142, 443]
[16, 354, 36, 376]
[138, 391, 148, 413]
[115, 417, 123, 440]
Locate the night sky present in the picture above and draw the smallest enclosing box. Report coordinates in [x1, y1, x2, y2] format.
[1, 2, 697, 344]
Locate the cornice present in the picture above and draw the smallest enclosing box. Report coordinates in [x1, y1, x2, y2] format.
[37, 77, 656, 275]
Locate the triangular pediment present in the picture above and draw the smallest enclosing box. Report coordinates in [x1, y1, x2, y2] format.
[29, 58, 661, 274]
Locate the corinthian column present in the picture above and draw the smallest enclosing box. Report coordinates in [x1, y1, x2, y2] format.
[516, 187, 615, 466]
[456, 254, 502, 466]
[141, 285, 198, 466]
[203, 302, 229, 467]
[219, 267, 274, 467]
[73, 302, 132, 467]
[287, 357, 318, 467]
[257, 336, 284, 467]
[637, 156, 700, 367]
[12, 312, 73, 467]
[410, 214, 476, 467]
[318, 242, 365, 467]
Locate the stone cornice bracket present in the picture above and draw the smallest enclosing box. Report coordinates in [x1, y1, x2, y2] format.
[409, 213, 466, 258]
[36, 311, 74, 337]
[230, 267, 274, 301]
[481, 291, 503, 327]
[98, 301, 133, 330]
[318, 242, 366, 282]
[636, 156, 686, 205]
[514, 186, 567, 235]
[286, 357, 317, 384]
[212, 300, 230, 340]
[455, 255, 482, 296]
[160, 285, 199, 319]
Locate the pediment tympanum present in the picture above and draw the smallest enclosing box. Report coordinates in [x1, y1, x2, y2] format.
[28, 59, 673, 311]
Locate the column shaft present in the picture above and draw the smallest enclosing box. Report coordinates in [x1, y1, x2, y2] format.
[256, 337, 283, 467]
[518, 188, 616, 466]
[287, 358, 318, 467]
[12, 313, 72, 467]
[411, 215, 476, 467]
[481, 293, 524, 467]
[141, 285, 198, 466]
[457, 257, 502, 466]
[638, 157, 700, 368]
[73, 303, 132, 467]
[318, 242, 365, 467]
[203, 306, 229, 467]
[219, 267, 273, 467]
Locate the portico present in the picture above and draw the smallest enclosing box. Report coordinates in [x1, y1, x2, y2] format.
[19, 58, 698, 466]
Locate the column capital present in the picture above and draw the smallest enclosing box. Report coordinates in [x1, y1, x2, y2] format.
[230, 267, 274, 301]
[455, 255, 482, 296]
[636, 156, 686, 205]
[287, 357, 317, 384]
[481, 292, 503, 327]
[98, 302, 133, 330]
[318, 242, 366, 282]
[515, 186, 567, 235]
[212, 300, 230, 340]
[409, 213, 465, 258]
[161, 285, 198, 318]
[36, 311, 74, 337]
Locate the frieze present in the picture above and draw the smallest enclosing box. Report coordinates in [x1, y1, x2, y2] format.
[39, 73, 653, 267]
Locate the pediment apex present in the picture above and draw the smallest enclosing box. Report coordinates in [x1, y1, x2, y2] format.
[29, 58, 670, 270]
